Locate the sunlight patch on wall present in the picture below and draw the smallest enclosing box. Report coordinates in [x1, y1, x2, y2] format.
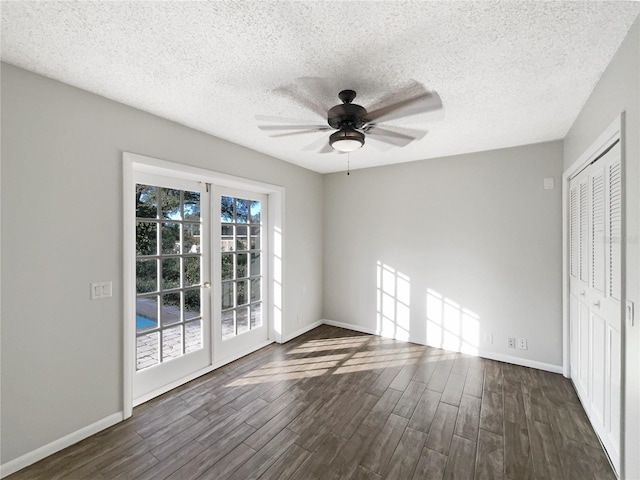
[426, 288, 479, 355]
[376, 261, 411, 341]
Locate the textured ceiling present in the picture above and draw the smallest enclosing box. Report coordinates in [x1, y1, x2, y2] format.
[2, 1, 639, 173]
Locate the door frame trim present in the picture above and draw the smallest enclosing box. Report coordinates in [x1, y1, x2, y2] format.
[561, 113, 625, 475]
[122, 152, 285, 418]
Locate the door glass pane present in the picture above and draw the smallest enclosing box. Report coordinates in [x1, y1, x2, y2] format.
[137, 222, 157, 256]
[251, 303, 262, 329]
[185, 320, 202, 353]
[161, 188, 181, 220]
[250, 226, 260, 250]
[162, 325, 182, 361]
[136, 296, 158, 331]
[236, 198, 248, 223]
[221, 225, 234, 252]
[162, 258, 180, 289]
[236, 225, 248, 251]
[137, 260, 157, 294]
[161, 293, 181, 326]
[237, 253, 248, 278]
[237, 307, 249, 334]
[184, 256, 200, 287]
[184, 289, 200, 320]
[136, 185, 158, 219]
[250, 201, 261, 223]
[251, 278, 261, 302]
[222, 253, 234, 280]
[136, 183, 204, 371]
[137, 331, 159, 369]
[183, 223, 200, 254]
[251, 253, 260, 276]
[237, 280, 248, 306]
[222, 282, 234, 309]
[221, 196, 234, 222]
[162, 223, 180, 254]
[183, 191, 200, 220]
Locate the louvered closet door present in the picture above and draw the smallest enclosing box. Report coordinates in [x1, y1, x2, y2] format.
[569, 171, 590, 400]
[568, 141, 621, 473]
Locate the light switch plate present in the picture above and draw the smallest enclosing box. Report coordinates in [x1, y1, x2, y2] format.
[544, 177, 555, 190]
[91, 281, 112, 300]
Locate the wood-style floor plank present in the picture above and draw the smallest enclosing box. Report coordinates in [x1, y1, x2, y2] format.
[425, 402, 459, 455]
[360, 413, 409, 474]
[454, 394, 481, 441]
[383, 427, 427, 478]
[443, 435, 476, 479]
[6, 325, 616, 480]
[407, 389, 441, 433]
[257, 443, 310, 480]
[413, 447, 448, 480]
[475, 428, 504, 480]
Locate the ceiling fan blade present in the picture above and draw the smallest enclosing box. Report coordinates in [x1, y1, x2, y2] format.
[258, 124, 332, 131]
[366, 124, 428, 140]
[269, 129, 330, 138]
[366, 134, 412, 148]
[366, 126, 427, 147]
[273, 84, 328, 119]
[302, 134, 331, 151]
[366, 91, 442, 123]
[365, 138, 394, 152]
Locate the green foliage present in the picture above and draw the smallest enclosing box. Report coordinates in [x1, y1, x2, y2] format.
[136, 184, 202, 312]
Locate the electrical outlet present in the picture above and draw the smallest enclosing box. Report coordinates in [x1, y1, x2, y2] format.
[508, 337, 516, 349]
[297, 314, 301, 324]
[484, 333, 493, 344]
[518, 338, 528, 350]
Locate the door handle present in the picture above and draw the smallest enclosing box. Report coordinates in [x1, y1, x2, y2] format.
[593, 300, 600, 308]
[203, 282, 211, 289]
[580, 291, 586, 297]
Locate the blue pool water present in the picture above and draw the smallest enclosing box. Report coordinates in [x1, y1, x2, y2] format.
[136, 314, 157, 329]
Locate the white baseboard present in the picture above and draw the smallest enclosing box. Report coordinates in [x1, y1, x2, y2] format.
[0, 411, 123, 479]
[476, 350, 563, 374]
[321, 319, 378, 336]
[281, 320, 324, 343]
[321, 319, 563, 374]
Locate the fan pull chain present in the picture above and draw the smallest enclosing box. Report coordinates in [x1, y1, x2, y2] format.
[347, 152, 350, 176]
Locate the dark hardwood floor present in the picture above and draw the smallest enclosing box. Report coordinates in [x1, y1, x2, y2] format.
[8, 325, 615, 480]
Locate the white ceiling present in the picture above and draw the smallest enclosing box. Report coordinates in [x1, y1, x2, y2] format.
[2, 1, 639, 173]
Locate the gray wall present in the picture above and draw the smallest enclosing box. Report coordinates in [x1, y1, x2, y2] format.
[0, 63, 324, 464]
[323, 141, 564, 367]
[563, 18, 640, 479]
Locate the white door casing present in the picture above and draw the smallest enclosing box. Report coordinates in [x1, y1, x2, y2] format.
[124, 152, 285, 415]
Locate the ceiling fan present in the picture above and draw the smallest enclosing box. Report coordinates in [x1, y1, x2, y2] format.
[257, 83, 443, 153]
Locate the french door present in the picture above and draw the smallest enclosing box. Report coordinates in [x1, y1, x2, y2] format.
[568, 140, 621, 473]
[133, 172, 212, 400]
[212, 187, 269, 363]
[130, 164, 272, 403]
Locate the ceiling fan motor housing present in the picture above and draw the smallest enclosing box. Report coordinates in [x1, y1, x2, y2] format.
[327, 90, 368, 129]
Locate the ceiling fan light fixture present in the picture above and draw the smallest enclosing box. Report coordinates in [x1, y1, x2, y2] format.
[329, 127, 365, 152]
